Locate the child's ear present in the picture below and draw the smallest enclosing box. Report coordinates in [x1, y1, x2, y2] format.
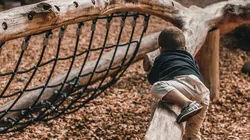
[184, 46, 187, 50]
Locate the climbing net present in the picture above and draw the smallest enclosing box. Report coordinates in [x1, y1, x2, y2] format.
[0, 12, 150, 133]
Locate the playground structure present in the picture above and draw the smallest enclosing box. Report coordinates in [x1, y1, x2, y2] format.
[0, 0, 249, 139]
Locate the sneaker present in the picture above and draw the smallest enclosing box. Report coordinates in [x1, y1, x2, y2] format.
[176, 101, 203, 124]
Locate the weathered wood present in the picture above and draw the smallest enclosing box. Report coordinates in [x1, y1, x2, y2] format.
[145, 101, 185, 140]
[196, 29, 220, 100]
[0, 0, 249, 45]
[0, 0, 99, 42]
[0, 0, 184, 43]
[0, 32, 159, 122]
[176, 0, 226, 8]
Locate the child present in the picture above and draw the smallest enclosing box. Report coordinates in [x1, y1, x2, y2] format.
[148, 27, 210, 139]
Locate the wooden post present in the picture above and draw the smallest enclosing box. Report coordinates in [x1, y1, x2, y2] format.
[195, 29, 220, 100]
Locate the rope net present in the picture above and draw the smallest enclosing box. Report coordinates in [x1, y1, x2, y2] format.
[0, 12, 150, 133]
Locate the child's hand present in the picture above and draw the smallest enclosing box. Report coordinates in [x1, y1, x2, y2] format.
[143, 49, 160, 73]
[143, 55, 153, 73]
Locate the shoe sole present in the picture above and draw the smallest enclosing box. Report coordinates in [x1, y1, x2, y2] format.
[176, 106, 203, 124]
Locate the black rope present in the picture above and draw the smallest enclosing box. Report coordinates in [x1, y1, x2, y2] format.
[0, 12, 150, 133]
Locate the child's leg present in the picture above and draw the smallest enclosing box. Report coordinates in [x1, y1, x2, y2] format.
[183, 105, 208, 140]
[161, 89, 192, 107]
[173, 75, 210, 139]
[151, 81, 203, 123]
[151, 76, 210, 139]
[151, 81, 191, 107]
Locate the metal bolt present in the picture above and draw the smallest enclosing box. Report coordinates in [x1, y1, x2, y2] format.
[2, 22, 7, 30]
[73, 1, 78, 8]
[54, 5, 60, 11]
[41, 3, 52, 10]
[28, 13, 33, 20]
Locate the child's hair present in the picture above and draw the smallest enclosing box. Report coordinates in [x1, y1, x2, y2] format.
[158, 27, 185, 51]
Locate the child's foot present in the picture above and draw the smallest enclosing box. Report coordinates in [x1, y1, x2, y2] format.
[176, 101, 203, 124]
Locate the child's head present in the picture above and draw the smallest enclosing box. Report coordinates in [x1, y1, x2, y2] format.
[158, 27, 186, 52]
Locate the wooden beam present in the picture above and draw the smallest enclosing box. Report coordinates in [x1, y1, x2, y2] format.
[0, 0, 249, 44]
[0, 0, 183, 43]
[145, 101, 185, 140]
[196, 29, 220, 100]
[0, 0, 99, 42]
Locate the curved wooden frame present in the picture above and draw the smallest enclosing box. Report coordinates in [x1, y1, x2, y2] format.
[0, 0, 249, 53]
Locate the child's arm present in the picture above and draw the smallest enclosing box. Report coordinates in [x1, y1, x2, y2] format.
[147, 61, 159, 85]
